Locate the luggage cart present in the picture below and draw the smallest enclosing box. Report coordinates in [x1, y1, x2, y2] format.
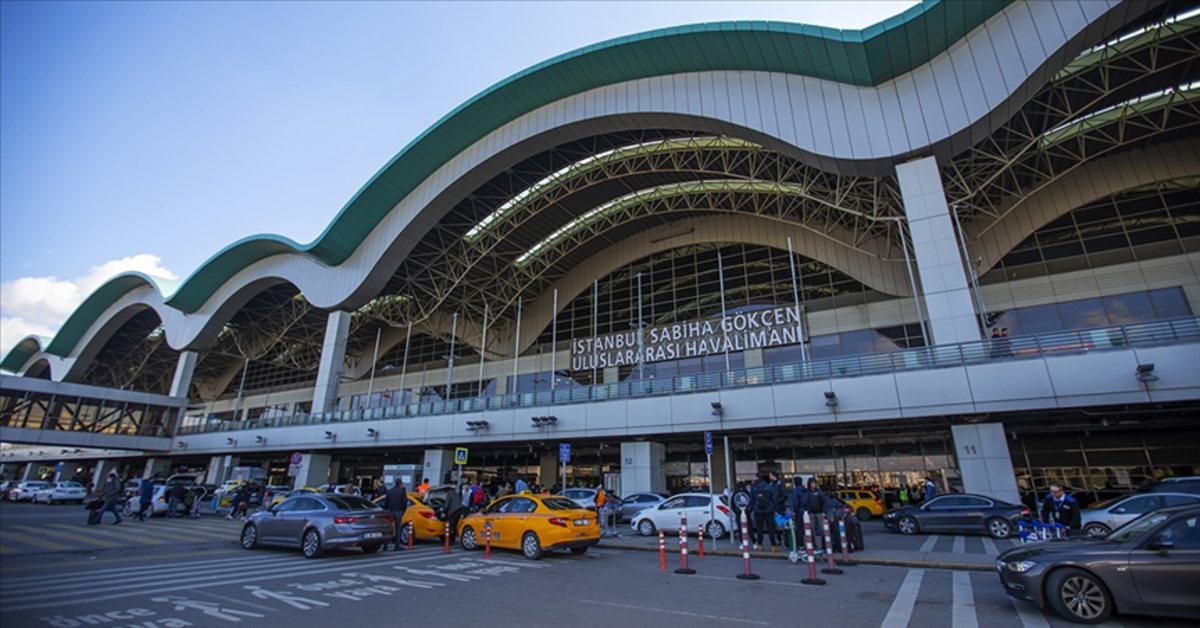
[784, 514, 802, 564]
[1018, 520, 1067, 544]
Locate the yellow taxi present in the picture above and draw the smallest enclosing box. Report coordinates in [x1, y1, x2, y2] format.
[839, 490, 885, 520]
[269, 486, 319, 508]
[372, 492, 444, 544]
[456, 493, 599, 559]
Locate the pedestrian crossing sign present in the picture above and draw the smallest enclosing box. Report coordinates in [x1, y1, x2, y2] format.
[454, 447, 469, 465]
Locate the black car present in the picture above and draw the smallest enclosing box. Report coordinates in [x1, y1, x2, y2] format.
[881, 493, 1029, 539]
[996, 504, 1200, 624]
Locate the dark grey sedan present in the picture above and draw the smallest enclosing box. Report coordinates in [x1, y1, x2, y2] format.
[617, 492, 668, 522]
[881, 493, 1029, 538]
[241, 493, 394, 558]
[996, 504, 1200, 623]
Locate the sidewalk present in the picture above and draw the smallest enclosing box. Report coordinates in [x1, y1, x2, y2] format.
[599, 533, 998, 572]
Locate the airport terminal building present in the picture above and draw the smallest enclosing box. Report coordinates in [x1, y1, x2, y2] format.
[2, 0, 1199, 503]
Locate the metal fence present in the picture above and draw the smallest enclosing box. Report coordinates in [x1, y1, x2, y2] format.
[176, 316, 1200, 435]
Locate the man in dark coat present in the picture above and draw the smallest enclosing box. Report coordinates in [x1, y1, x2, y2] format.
[1040, 484, 1082, 534]
[384, 481, 409, 551]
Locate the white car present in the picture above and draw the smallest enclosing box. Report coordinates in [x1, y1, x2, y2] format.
[1080, 492, 1200, 538]
[8, 481, 50, 502]
[33, 481, 87, 505]
[630, 492, 733, 539]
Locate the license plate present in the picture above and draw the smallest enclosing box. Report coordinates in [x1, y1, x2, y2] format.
[363, 532, 383, 539]
[574, 519, 589, 526]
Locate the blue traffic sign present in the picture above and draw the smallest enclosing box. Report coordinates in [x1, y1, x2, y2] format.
[558, 443, 571, 463]
[704, 431, 713, 455]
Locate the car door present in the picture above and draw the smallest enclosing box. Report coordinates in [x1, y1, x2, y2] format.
[474, 498, 509, 547]
[682, 495, 711, 531]
[1108, 495, 1163, 529]
[654, 496, 688, 531]
[257, 498, 295, 543]
[956, 496, 994, 532]
[919, 496, 962, 531]
[1128, 514, 1200, 616]
[280, 497, 324, 543]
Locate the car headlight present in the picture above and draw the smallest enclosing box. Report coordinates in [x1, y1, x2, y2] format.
[1005, 560, 1037, 573]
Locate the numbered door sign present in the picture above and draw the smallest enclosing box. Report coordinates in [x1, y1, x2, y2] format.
[454, 447, 469, 465]
[559, 443, 571, 463]
[704, 431, 713, 455]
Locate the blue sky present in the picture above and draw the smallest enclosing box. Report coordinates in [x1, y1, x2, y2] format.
[0, 1, 917, 355]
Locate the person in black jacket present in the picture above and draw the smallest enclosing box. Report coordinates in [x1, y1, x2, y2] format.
[804, 479, 828, 552]
[1040, 484, 1081, 534]
[768, 473, 787, 547]
[749, 474, 777, 551]
[383, 481, 408, 551]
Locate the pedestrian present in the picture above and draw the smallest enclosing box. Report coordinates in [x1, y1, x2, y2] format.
[899, 485, 909, 507]
[769, 472, 787, 547]
[749, 473, 777, 551]
[443, 482, 465, 543]
[999, 327, 1014, 357]
[165, 481, 188, 519]
[1040, 484, 1082, 535]
[924, 477, 937, 502]
[383, 480, 408, 551]
[989, 327, 1001, 358]
[497, 482, 512, 498]
[136, 475, 155, 521]
[418, 478, 431, 496]
[98, 470, 124, 525]
[514, 477, 528, 494]
[805, 479, 827, 553]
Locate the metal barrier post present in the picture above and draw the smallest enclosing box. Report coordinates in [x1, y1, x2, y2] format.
[697, 522, 705, 558]
[820, 515, 843, 575]
[444, 520, 451, 554]
[406, 522, 414, 551]
[837, 518, 855, 566]
[658, 528, 667, 570]
[736, 510, 760, 580]
[801, 512, 825, 585]
[484, 521, 492, 559]
[675, 512, 695, 574]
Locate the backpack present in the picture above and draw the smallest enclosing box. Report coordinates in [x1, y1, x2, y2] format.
[752, 487, 771, 512]
[471, 484, 484, 506]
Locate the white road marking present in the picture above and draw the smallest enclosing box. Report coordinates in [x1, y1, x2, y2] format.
[952, 536, 966, 554]
[919, 535, 939, 553]
[952, 571, 978, 628]
[981, 537, 1000, 556]
[580, 599, 769, 625]
[880, 569, 924, 628]
[1011, 598, 1051, 628]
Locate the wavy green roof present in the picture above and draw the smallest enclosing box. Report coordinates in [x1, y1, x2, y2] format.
[4, 0, 1015, 373]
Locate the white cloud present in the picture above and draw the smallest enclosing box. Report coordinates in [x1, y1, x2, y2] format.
[0, 254, 177, 356]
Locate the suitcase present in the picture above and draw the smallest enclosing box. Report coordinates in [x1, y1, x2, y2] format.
[85, 498, 104, 525]
[829, 515, 865, 553]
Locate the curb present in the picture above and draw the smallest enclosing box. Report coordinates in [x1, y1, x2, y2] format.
[600, 542, 995, 573]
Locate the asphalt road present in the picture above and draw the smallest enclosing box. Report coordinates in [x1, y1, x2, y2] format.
[1, 501, 1192, 628]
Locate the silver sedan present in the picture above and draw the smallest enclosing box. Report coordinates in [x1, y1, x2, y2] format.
[241, 493, 395, 558]
[617, 492, 668, 522]
[1080, 492, 1200, 538]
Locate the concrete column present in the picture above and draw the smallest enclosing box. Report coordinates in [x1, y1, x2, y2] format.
[312, 311, 353, 413]
[328, 460, 342, 484]
[620, 442, 667, 495]
[709, 446, 729, 493]
[539, 454, 559, 488]
[22, 462, 43, 481]
[143, 458, 173, 479]
[423, 450, 454, 487]
[952, 423, 1020, 505]
[896, 156, 981, 345]
[204, 454, 239, 485]
[288, 453, 331, 488]
[169, 351, 198, 398]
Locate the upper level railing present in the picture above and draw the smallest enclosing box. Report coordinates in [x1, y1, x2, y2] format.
[177, 316, 1200, 435]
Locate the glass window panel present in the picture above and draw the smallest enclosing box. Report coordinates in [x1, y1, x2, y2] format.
[1015, 304, 1063, 334]
[1102, 293, 1155, 324]
[1056, 299, 1108, 330]
[1149, 288, 1192, 319]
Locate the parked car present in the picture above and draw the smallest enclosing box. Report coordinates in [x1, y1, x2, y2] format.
[559, 488, 622, 512]
[839, 490, 885, 520]
[1080, 492, 1200, 538]
[260, 485, 291, 507]
[630, 492, 733, 539]
[1146, 476, 1200, 495]
[617, 492, 669, 522]
[8, 481, 50, 502]
[318, 483, 362, 496]
[881, 493, 1029, 538]
[33, 481, 87, 504]
[241, 493, 394, 558]
[0, 480, 15, 500]
[996, 504, 1200, 624]
[122, 482, 206, 516]
[371, 491, 444, 545]
[457, 494, 599, 559]
[270, 487, 320, 509]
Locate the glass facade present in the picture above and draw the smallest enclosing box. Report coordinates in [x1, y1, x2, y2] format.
[988, 287, 1191, 337]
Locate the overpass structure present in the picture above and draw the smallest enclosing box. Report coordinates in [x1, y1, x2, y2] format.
[3, 0, 1199, 498]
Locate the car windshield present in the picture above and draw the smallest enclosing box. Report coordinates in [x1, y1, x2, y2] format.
[1107, 511, 1172, 543]
[541, 498, 583, 511]
[325, 495, 379, 511]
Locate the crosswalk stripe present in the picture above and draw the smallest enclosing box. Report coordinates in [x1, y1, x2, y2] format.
[109, 523, 235, 543]
[981, 537, 999, 556]
[952, 571, 978, 628]
[0, 530, 77, 551]
[1011, 598, 1051, 628]
[952, 536, 966, 554]
[919, 535, 939, 552]
[880, 569, 924, 628]
[12, 524, 124, 549]
[43, 523, 168, 546]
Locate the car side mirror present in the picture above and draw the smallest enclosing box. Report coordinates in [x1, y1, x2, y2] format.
[1147, 536, 1174, 552]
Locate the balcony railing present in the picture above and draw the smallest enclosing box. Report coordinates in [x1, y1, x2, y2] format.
[176, 316, 1200, 435]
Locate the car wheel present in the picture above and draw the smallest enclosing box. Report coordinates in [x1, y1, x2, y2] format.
[521, 532, 543, 560]
[460, 526, 479, 550]
[1046, 567, 1112, 624]
[1082, 523, 1111, 539]
[637, 519, 656, 537]
[302, 529, 324, 559]
[361, 543, 383, 554]
[240, 523, 259, 549]
[987, 517, 1013, 539]
[569, 546, 588, 555]
[898, 515, 919, 535]
[705, 520, 726, 539]
[856, 507, 872, 521]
